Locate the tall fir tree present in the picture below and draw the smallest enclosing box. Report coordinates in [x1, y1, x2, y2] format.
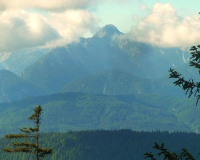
[2, 105, 53, 160]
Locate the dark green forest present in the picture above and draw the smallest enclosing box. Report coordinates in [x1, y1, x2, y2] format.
[0, 92, 200, 136]
[1, 130, 200, 160]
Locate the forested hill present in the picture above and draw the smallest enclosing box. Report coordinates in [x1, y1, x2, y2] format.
[1, 130, 200, 160]
[0, 92, 199, 135]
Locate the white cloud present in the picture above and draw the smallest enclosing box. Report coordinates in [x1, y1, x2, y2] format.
[0, 0, 129, 11]
[0, 0, 93, 11]
[0, 9, 99, 52]
[126, 3, 200, 48]
[0, 10, 60, 52]
[45, 10, 99, 48]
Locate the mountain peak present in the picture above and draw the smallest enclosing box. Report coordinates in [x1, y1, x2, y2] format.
[93, 24, 123, 39]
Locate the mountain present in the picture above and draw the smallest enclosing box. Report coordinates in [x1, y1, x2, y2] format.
[20, 24, 192, 94]
[20, 25, 142, 94]
[113, 37, 191, 79]
[61, 70, 153, 95]
[0, 92, 198, 136]
[0, 48, 48, 74]
[0, 69, 45, 102]
[0, 24, 193, 99]
[60, 69, 189, 97]
[93, 24, 123, 39]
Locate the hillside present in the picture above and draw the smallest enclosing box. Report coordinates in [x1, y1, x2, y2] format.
[19, 24, 191, 94]
[20, 25, 141, 94]
[61, 69, 189, 97]
[0, 48, 48, 74]
[0, 92, 199, 136]
[61, 70, 153, 95]
[0, 69, 45, 102]
[0, 130, 200, 160]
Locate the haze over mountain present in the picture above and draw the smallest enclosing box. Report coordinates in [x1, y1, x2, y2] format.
[60, 69, 187, 98]
[0, 24, 197, 136]
[0, 69, 45, 102]
[61, 70, 152, 95]
[18, 24, 192, 95]
[0, 48, 48, 74]
[0, 24, 195, 104]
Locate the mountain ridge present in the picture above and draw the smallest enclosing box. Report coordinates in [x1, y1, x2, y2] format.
[0, 69, 45, 102]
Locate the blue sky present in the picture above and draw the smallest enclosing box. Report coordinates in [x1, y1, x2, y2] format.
[93, 0, 199, 33]
[0, 0, 200, 52]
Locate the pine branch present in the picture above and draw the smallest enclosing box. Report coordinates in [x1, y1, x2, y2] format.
[5, 133, 35, 139]
[10, 141, 37, 148]
[169, 45, 200, 105]
[2, 105, 53, 160]
[38, 147, 53, 158]
[180, 148, 195, 160]
[169, 68, 200, 105]
[144, 152, 156, 160]
[144, 143, 196, 160]
[19, 127, 38, 133]
[2, 147, 34, 153]
[29, 105, 42, 124]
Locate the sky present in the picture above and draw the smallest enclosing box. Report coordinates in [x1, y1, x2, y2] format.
[0, 0, 200, 53]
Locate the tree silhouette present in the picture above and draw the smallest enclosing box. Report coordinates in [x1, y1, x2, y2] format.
[2, 105, 53, 160]
[144, 46, 200, 160]
[169, 45, 200, 105]
[144, 13, 200, 160]
[144, 143, 195, 160]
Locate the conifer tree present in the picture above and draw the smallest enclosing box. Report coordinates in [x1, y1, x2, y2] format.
[2, 105, 53, 160]
[144, 143, 195, 160]
[169, 45, 200, 105]
[144, 12, 200, 160]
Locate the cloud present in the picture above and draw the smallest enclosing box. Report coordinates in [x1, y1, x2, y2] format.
[0, 0, 94, 11]
[0, 9, 99, 52]
[0, 0, 130, 11]
[0, 10, 60, 52]
[45, 10, 99, 48]
[0, 0, 129, 52]
[126, 3, 200, 48]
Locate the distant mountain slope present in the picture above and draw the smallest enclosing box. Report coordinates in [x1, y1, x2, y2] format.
[0, 48, 48, 74]
[0, 69, 45, 102]
[60, 69, 192, 98]
[61, 70, 152, 95]
[19, 24, 192, 94]
[150, 62, 200, 97]
[0, 92, 197, 136]
[114, 37, 191, 79]
[20, 25, 142, 94]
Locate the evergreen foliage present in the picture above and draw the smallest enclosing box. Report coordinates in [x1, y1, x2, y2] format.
[146, 15, 200, 159]
[144, 143, 195, 160]
[169, 45, 200, 105]
[2, 105, 53, 160]
[0, 92, 198, 136]
[0, 130, 199, 160]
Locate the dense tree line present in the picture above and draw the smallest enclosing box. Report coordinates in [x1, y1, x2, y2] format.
[0, 130, 200, 160]
[0, 92, 198, 137]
